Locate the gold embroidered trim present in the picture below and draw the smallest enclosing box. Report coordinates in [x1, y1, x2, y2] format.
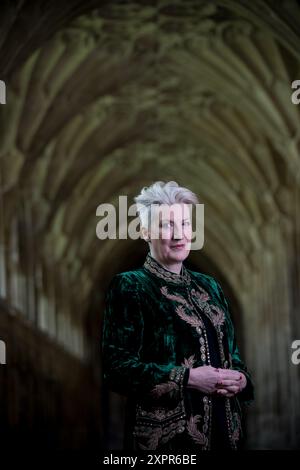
[136, 402, 184, 421]
[231, 412, 242, 444]
[160, 284, 225, 330]
[169, 365, 186, 384]
[191, 286, 210, 302]
[186, 415, 207, 446]
[133, 397, 186, 450]
[150, 381, 179, 398]
[188, 287, 225, 328]
[225, 400, 242, 449]
[181, 354, 196, 368]
[133, 417, 186, 450]
[141, 266, 242, 450]
[143, 253, 192, 285]
[133, 426, 162, 450]
[149, 357, 194, 401]
[149, 358, 195, 398]
[160, 282, 231, 450]
[160, 286, 190, 306]
[186, 396, 211, 450]
[134, 363, 189, 450]
[175, 305, 205, 329]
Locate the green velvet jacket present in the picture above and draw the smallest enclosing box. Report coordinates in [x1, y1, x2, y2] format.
[102, 252, 254, 451]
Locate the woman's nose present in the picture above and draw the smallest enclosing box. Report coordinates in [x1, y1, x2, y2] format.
[172, 226, 183, 240]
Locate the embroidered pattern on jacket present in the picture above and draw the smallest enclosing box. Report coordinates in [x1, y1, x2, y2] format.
[188, 287, 226, 328]
[150, 358, 194, 398]
[186, 396, 212, 450]
[141, 253, 244, 450]
[134, 356, 198, 450]
[182, 354, 196, 368]
[150, 381, 178, 398]
[225, 401, 242, 449]
[160, 283, 239, 450]
[143, 253, 192, 285]
[175, 305, 205, 329]
[186, 415, 206, 446]
[231, 412, 242, 445]
[133, 416, 186, 451]
[133, 386, 186, 449]
[136, 402, 184, 421]
[160, 287, 190, 306]
[160, 285, 225, 330]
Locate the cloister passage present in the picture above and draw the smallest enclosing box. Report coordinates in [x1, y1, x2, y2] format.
[0, 0, 299, 449]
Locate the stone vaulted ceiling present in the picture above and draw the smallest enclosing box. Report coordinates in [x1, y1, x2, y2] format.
[1, 1, 300, 309]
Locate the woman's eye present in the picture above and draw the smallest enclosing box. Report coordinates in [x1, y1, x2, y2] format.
[161, 221, 190, 228]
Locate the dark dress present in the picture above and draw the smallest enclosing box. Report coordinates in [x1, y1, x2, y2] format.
[102, 252, 254, 451]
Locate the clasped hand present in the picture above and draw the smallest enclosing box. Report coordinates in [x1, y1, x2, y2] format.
[188, 365, 247, 398]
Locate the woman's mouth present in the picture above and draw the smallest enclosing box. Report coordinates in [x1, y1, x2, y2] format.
[171, 244, 185, 250]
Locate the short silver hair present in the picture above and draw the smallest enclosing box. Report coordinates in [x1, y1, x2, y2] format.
[133, 180, 199, 230]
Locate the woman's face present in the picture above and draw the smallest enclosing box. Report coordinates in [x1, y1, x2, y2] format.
[145, 203, 193, 265]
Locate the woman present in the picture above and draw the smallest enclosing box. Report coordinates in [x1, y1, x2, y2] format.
[102, 181, 254, 451]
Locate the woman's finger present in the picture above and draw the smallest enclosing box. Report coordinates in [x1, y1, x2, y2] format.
[216, 389, 235, 397]
[223, 385, 240, 393]
[216, 379, 239, 388]
[216, 385, 239, 394]
[218, 370, 241, 381]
